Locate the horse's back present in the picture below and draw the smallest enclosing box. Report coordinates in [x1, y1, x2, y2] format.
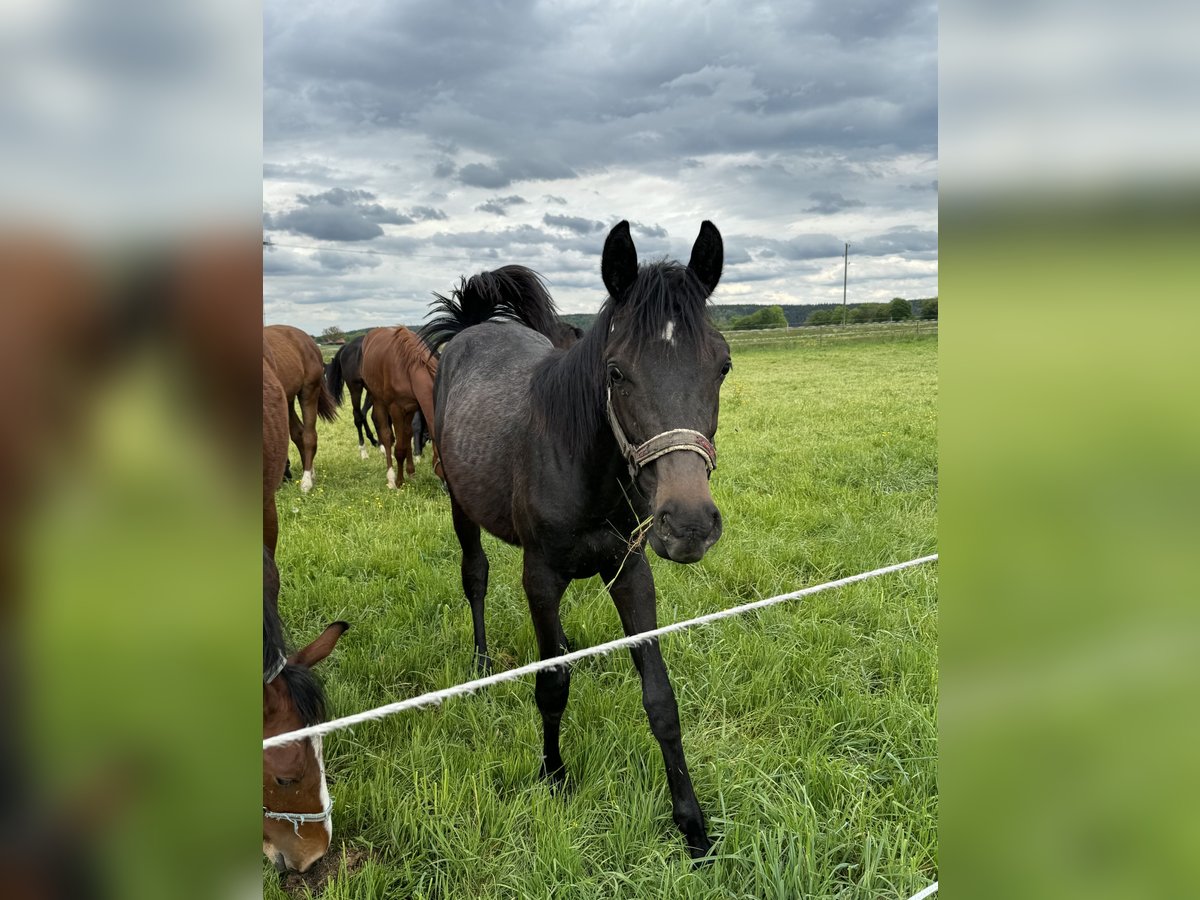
[437, 323, 552, 542]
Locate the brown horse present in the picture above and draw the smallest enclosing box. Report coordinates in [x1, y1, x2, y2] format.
[360, 326, 438, 489]
[263, 325, 337, 492]
[263, 548, 348, 874]
[263, 344, 290, 558]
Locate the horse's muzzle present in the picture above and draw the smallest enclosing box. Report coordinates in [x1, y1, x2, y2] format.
[649, 501, 722, 564]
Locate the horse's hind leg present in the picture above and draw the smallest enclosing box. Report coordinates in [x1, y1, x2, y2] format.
[286, 401, 304, 476]
[399, 414, 416, 476]
[350, 384, 369, 459]
[450, 495, 491, 672]
[522, 553, 571, 784]
[387, 402, 411, 485]
[361, 389, 378, 447]
[601, 554, 712, 861]
[297, 388, 319, 492]
[371, 401, 395, 488]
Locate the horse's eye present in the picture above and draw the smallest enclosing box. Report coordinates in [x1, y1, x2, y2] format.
[275, 776, 298, 787]
[608, 365, 625, 384]
[719, 360, 732, 377]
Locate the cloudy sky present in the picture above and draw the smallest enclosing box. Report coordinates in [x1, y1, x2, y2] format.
[264, 0, 937, 332]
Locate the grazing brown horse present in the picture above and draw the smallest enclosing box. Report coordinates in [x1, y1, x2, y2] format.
[263, 548, 348, 874]
[263, 325, 337, 492]
[360, 326, 438, 489]
[263, 344, 290, 558]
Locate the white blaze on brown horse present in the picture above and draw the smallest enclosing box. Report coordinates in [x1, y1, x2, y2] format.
[359, 326, 439, 489]
[263, 325, 337, 492]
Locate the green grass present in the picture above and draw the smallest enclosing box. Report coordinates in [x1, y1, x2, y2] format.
[268, 333, 938, 899]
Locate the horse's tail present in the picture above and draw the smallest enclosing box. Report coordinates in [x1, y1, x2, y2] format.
[419, 265, 561, 351]
[316, 374, 339, 422]
[325, 347, 346, 407]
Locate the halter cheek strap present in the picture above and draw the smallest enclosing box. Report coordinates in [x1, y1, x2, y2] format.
[263, 796, 333, 835]
[264, 651, 287, 684]
[606, 387, 718, 480]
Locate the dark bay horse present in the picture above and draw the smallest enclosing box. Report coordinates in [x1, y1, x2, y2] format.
[263, 548, 348, 874]
[360, 326, 439, 489]
[263, 324, 338, 492]
[421, 222, 730, 859]
[263, 344, 290, 558]
[325, 335, 379, 459]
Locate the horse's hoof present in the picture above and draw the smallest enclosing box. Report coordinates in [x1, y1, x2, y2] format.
[360, 447, 369, 460]
[539, 762, 568, 790]
[300, 470, 314, 492]
[687, 835, 716, 865]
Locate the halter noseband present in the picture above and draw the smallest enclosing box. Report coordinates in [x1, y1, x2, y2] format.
[606, 387, 717, 480]
[262, 796, 333, 835]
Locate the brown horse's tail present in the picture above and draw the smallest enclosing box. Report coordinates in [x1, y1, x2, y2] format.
[316, 376, 338, 422]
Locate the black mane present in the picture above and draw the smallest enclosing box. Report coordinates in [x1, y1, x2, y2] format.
[420, 265, 562, 351]
[530, 260, 715, 458]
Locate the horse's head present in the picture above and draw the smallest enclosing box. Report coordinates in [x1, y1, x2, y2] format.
[262, 620, 348, 874]
[601, 221, 731, 564]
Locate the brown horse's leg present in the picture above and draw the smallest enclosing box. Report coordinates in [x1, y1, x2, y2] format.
[264, 497, 278, 558]
[399, 413, 416, 476]
[388, 402, 409, 485]
[287, 401, 304, 474]
[600, 553, 712, 861]
[371, 401, 395, 488]
[522, 552, 571, 779]
[297, 388, 319, 492]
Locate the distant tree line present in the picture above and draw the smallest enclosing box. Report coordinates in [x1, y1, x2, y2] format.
[312, 297, 937, 343]
[806, 297, 937, 326]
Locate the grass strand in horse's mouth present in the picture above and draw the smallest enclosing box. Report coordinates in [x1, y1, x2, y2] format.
[603, 514, 654, 592]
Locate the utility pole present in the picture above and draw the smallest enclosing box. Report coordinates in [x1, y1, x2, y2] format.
[841, 242, 850, 326]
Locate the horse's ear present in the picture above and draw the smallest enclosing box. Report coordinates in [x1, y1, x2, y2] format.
[687, 220, 723, 295]
[602, 220, 638, 303]
[290, 621, 349, 669]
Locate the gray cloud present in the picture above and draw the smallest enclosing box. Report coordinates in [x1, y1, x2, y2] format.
[266, 187, 414, 241]
[316, 249, 383, 271]
[476, 194, 528, 216]
[409, 205, 448, 220]
[805, 191, 866, 215]
[631, 221, 668, 239]
[543, 213, 606, 235]
[543, 194, 568, 205]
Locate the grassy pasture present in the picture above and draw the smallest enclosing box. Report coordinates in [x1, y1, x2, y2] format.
[269, 331, 938, 899]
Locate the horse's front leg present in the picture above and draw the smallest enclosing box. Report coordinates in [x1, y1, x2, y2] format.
[522, 553, 571, 785]
[601, 553, 712, 860]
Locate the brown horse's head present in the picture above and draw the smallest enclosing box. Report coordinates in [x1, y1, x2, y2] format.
[600, 221, 731, 564]
[262, 621, 347, 873]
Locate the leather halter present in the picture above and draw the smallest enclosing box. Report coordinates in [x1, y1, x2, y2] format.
[264, 651, 287, 685]
[606, 387, 717, 480]
[262, 796, 333, 835]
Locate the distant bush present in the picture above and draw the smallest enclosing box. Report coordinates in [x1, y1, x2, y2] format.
[919, 298, 938, 319]
[888, 297, 913, 321]
[806, 309, 836, 326]
[728, 305, 787, 330]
